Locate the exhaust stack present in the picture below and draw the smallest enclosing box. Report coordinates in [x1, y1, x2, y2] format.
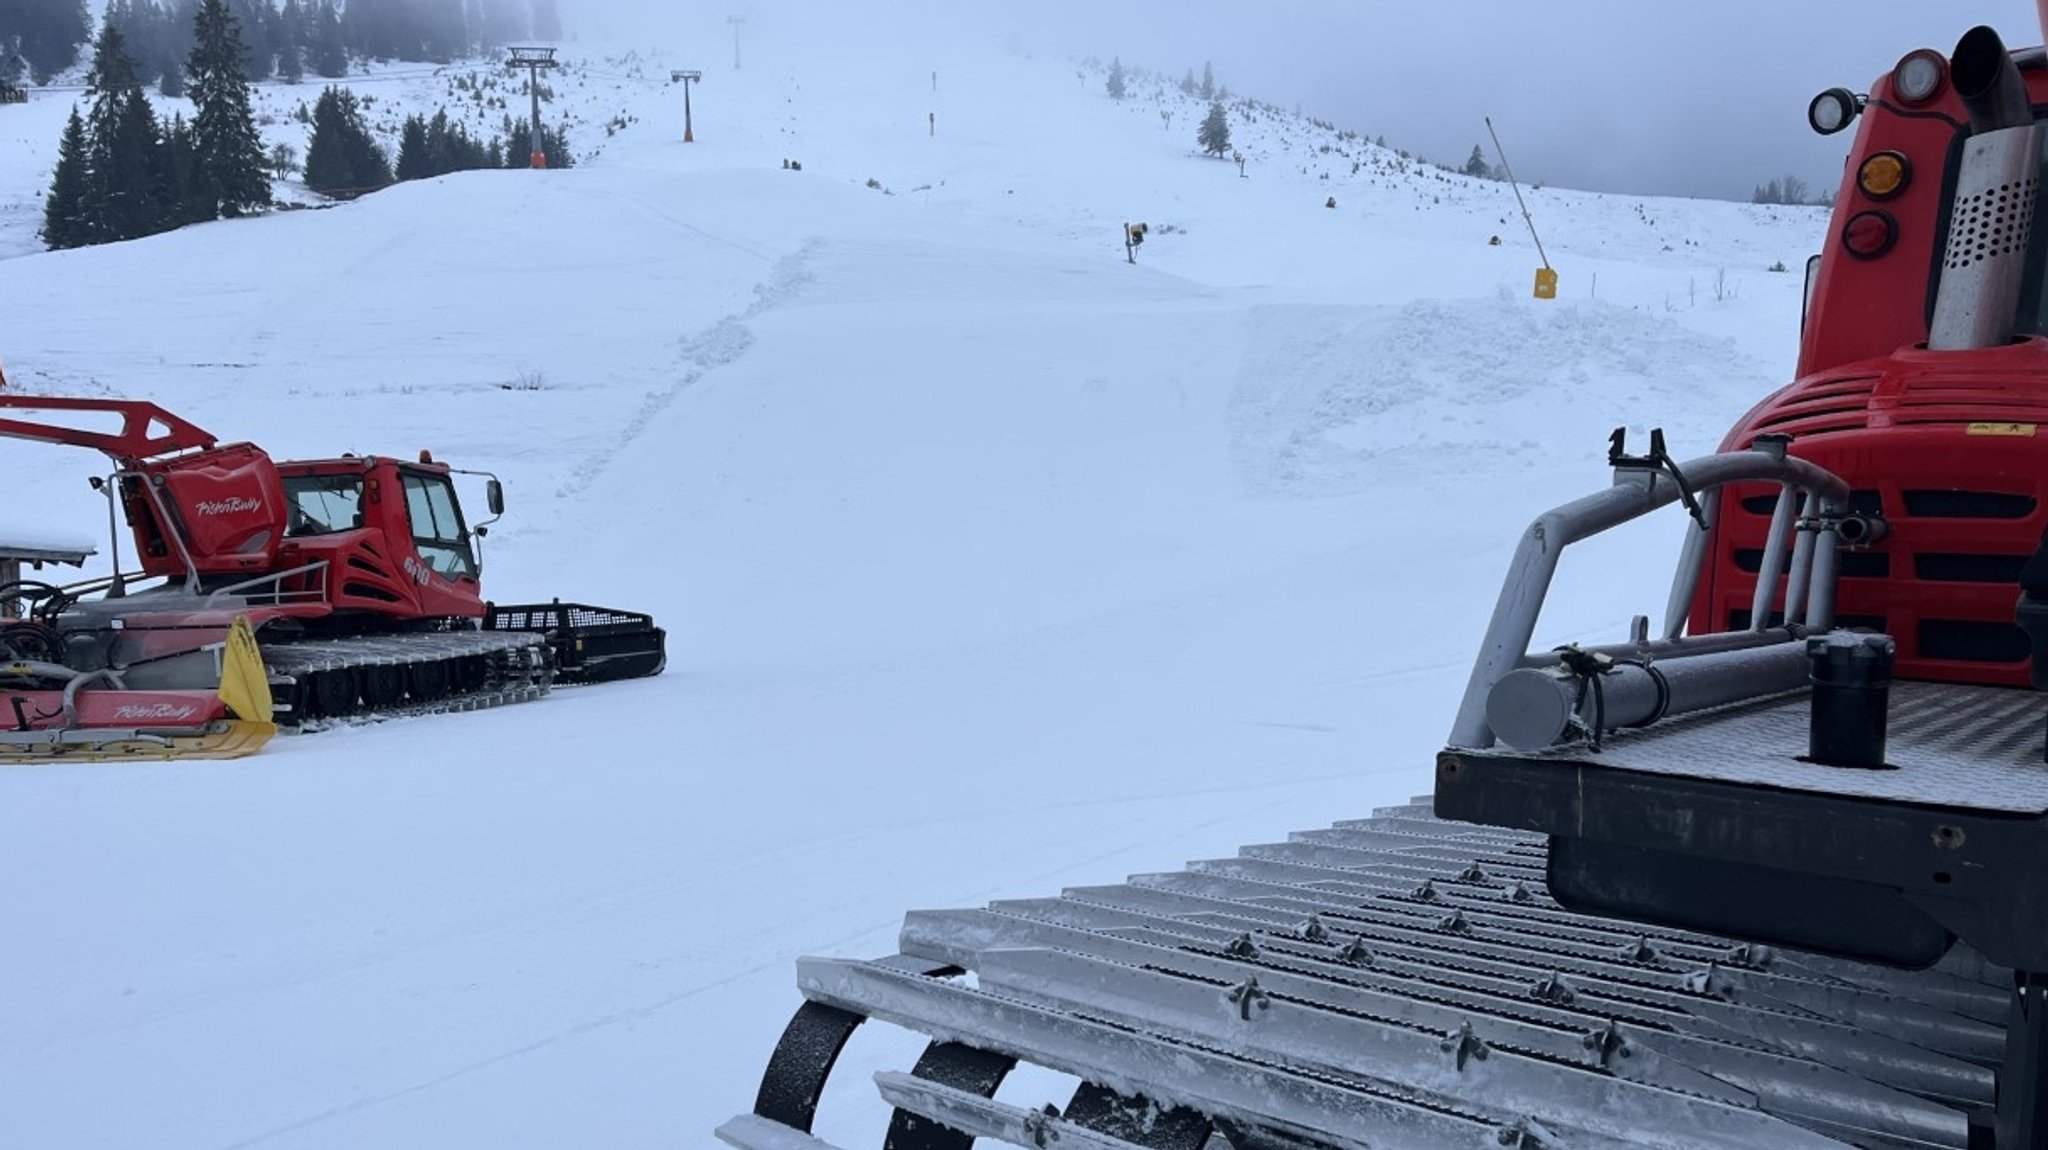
[1928, 26, 2041, 351]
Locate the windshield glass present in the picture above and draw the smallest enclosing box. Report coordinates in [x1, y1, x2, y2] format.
[283, 474, 364, 537]
[401, 472, 476, 578]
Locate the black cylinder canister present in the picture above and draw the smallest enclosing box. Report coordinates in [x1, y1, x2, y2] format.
[1807, 631, 1896, 768]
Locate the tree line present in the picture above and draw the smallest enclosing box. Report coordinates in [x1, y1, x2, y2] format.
[4, 0, 564, 91]
[1752, 174, 1833, 207]
[44, 1, 269, 247]
[301, 91, 571, 196]
[42, 0, 576, 249]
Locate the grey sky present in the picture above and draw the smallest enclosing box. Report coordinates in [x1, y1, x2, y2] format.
[568, 1, 2048, 202]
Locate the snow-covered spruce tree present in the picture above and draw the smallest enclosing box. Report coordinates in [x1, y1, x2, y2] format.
[1105, 56, 1125, 100]
[394, 112, 430, 179]
[154, 111, 216, 226]
[303, 85, 390, 193]
[40, 108, 91, 249]
[502, 115, 572, 168]
[1199, 60, 1214, 99]
[1, 0, 92, 83]
[82, 23, 166, 242]
[1463, 144, 1490, 178]
[307, 0, 345, 77]
[276, 0, 305, 82]
[1198, 100, 1230, 157]
[188, 0, 272, 217]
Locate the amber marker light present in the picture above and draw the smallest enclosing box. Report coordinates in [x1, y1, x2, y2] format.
[1858, 152, 1910, 200]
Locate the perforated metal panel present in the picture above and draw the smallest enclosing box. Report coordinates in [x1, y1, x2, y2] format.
[1943, 174, 2038, 271]
[1929, 123, 2045, 350]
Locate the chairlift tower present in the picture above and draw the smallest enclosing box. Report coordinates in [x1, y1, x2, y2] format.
[507, 46, 559, 168]
[672, 70, 703, 142]
[726, 15, 746, 69]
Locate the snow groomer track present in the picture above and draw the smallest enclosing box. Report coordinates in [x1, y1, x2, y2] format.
[722, 803, 2005, 1150]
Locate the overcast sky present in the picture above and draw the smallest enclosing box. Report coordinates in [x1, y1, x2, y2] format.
[567, 1, 2048, 202]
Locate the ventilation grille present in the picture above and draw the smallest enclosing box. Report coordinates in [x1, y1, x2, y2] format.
[1735, 548, 1890, 578]
[1901, 490, 2037, 518]
[1750, 378, 1882, 436]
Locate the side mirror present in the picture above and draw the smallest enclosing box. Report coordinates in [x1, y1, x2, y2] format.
[487, 478, 505, 516]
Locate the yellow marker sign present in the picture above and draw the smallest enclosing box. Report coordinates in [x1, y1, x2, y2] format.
[1966, 422, 2038, 437]
[1533, 267, 1558, 300]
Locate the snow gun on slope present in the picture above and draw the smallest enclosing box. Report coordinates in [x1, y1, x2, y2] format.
[0, 386, 664, 761]
[724, 12, 2048, 1150]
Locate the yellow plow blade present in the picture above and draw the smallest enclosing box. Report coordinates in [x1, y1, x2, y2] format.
[218, 614, 275, 724]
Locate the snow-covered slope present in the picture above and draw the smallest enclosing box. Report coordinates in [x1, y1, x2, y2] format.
[0, 20, 1828, 1150]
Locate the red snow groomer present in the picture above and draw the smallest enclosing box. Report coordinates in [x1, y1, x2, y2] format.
[0, 389, 665, 762]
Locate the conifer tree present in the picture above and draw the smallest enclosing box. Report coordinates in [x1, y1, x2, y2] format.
[395, 112, 429, 179]
[1, 0, 92, 83]
[276, 0, 304, 82]
[188, 0, 272, 216]
[1178, 68, 1194, 95]
[41, 108, 91, 249]
[228, 0, 274, 80]
[83, 23, 165, 241]
[1198, 100, 1230, 157]
[159, 0, 201, 96]
[307, 0, 345, 76]
[1462, 144, 1490, 178]
[1199, 61, 1214, 99]
[303, 84, 389, 193]
[153, 111, 214, 225]
[502, 114, 571, 168]
[1105, 57, 1125, 100]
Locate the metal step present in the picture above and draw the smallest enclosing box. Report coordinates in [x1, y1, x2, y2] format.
[732, 804, 2010, 1150]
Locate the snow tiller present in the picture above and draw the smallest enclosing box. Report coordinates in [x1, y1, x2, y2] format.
[0, 388, 665, 748]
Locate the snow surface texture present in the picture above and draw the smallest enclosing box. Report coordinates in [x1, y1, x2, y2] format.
[0, 16, 1828, 1150]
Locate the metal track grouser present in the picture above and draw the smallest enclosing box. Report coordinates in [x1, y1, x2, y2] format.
[726, 12, 2048, 1150]
[0, 388, 665, 761]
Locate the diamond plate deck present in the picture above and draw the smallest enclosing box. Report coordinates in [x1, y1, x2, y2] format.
[1465, 681, 2048, 814]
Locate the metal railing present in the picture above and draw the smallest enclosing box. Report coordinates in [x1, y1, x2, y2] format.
[1446, 440, 1852, 750]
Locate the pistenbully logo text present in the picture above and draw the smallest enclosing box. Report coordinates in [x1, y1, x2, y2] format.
[114, 702, 200, 721]
[194, 496, 263, 517]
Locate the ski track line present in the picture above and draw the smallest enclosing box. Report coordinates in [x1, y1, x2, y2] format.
[204, 920, 896, 1150]
[555, 238, 820, 501]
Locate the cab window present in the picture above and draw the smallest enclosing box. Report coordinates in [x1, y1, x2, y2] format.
[400, 472, 476, 578]
[283, 474, 364, 538]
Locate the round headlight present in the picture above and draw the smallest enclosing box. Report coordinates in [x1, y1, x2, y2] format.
[1858, 151, 1911, 199]
[1808, 87, 1860, 136]
[1842, 210, 1899, 260]
[1893, 49, 1946, 105]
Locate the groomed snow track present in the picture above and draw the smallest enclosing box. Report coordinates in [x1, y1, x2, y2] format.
[723, 803, 2007, 1150]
